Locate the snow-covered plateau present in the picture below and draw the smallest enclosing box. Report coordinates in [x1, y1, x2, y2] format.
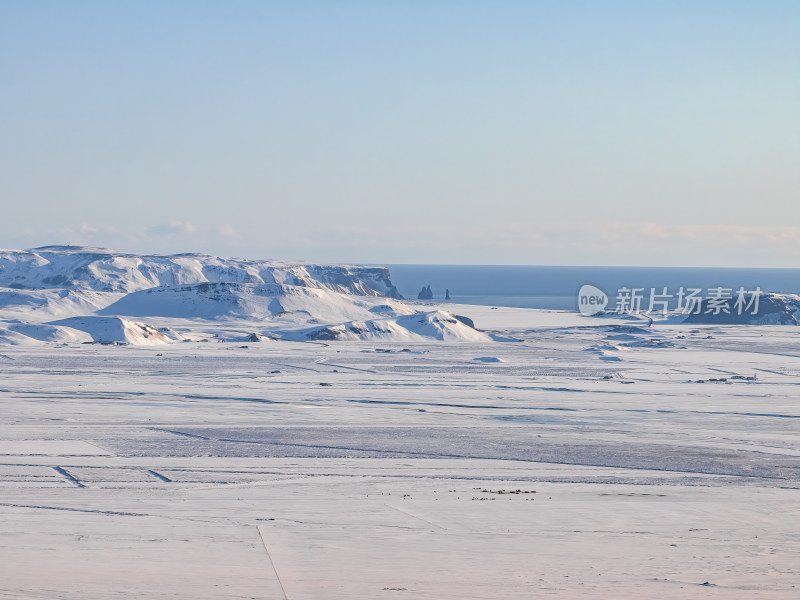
[0, 247, 798, 598]
[0, 246, 488, 344]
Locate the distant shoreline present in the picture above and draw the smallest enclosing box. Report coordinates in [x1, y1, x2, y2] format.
[381, 264, 800, 310]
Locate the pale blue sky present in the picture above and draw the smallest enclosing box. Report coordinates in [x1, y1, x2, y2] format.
[1, 1, 798, 265]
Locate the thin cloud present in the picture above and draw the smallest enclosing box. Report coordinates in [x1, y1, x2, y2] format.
[219, 224, 238, 238]
[144, 221, 198, 237]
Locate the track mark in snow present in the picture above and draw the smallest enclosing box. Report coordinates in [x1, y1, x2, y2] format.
[687, 410, 800, 420]
[146, 469, 171, 482]
[184, 394, 288, 405]
[754, 368, 798, 378]
[83, 441, 115, 456]
[53, 466, 85, 488]
[149, 427, 212, 440]
[385, 503, 447, 530]
[315, 357, 376, 374]
[257, 525, 290, 600]
[0, 502, 145, 516]
[348, 398, 578, 411]
[265, 361, 321, 373]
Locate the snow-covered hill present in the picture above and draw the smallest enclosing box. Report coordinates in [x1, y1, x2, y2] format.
[0, 288, 123, 320]
[778, 294, 800, 320]
[49, 316, 174, 345]
[683, 293, 800, 325]
[0, 247, 488, 345]
[97, 282, 416, 323]
[0, 322, 92, 346]
[292, 311, 491, 342]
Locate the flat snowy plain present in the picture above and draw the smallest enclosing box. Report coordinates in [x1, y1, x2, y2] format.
[1, 306, 798, 599]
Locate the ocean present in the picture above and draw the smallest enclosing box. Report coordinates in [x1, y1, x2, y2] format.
[383, 265, 800, 311]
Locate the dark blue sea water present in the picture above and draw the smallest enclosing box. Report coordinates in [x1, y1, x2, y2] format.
[384, 265, 800, 310]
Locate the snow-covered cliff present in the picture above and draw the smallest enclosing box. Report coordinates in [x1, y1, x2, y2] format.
[0, 246, 402, 298]
[0, 246, 489, 345]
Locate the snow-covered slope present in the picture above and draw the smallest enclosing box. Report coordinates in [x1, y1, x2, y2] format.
[98, 283, 415, 323]
[683, 293, 800, 325]
[49, 316, 174, 345]
[292, 311, 491, 342]
[777, 294, 800, 320]
[0, 288, 123, 321]
[0, 322, 93, 346]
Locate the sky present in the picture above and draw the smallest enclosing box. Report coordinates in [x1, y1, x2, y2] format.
[1, 1, 798, 266]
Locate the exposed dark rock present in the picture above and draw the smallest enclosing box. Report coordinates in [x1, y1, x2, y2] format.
[417, 285, 434, 300]
[306, 326, 343, 341]
[452, 314, 476, 329]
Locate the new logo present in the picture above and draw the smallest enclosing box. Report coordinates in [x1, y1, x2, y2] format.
[577, 284, 608, 316]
